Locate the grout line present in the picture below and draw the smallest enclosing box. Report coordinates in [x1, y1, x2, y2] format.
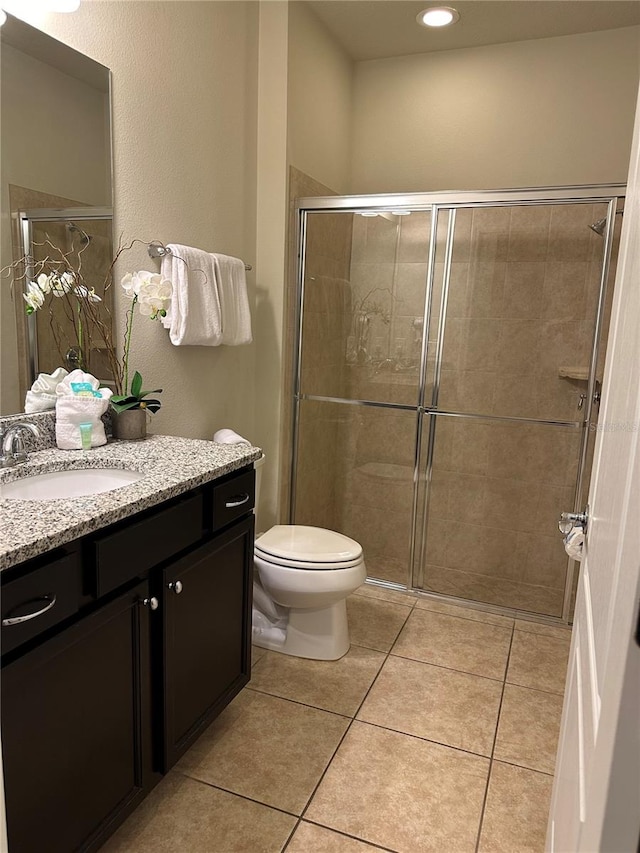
[474, 621, 516, 853]
[491, 757, 555, 778]
[503, 677, 565, 698]
[408, 606, 515, 630]
[280, 819, 301, 852]
[413, 607, 515, 629]
[302, 818, 398, 852]
[296, 603, 415, 828]
[388, 650, 507, 683]
[173, 769, 301, 819]
[513, 623, 572, 636]
[244, 684, 354, 719]
[353, 589, 419, 609]
[352, 718, 493, 761]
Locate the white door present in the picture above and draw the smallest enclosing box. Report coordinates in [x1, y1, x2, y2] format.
[548, 85, 640, 853]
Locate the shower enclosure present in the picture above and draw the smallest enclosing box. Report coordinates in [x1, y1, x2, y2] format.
[17, 207, 114, 390]
[289, 186, 624, 623]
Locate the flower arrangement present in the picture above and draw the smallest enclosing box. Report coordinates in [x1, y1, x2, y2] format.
[2, 234, 172, 415]
[112, 271, 172, 413]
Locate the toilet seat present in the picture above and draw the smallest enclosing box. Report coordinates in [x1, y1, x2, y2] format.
[255, 525, 363, 570]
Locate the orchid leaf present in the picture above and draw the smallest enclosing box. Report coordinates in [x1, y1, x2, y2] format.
[130, 371, 143, 398]
[110, 399, 144, 414]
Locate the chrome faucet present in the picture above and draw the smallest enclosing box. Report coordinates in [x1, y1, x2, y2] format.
[0, 423, 41, 468]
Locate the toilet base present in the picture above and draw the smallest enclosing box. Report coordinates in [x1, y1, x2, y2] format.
[253, 599, 350, 661]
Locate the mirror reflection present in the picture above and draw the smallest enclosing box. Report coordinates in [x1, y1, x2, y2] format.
[1, 13, 113, 416]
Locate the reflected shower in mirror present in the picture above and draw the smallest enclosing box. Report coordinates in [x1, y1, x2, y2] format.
[18, 207, 114, 387]
[0, 13, 113, 415]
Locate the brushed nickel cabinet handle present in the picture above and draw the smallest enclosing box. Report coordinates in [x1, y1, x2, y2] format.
[2, 595, 57, 626]
[168, 581, 183, 594]
[141, 597, 159, 610]
[225, 493, 250, 508]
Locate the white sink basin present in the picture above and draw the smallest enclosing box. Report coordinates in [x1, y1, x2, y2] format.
[0, 468, 144, 500]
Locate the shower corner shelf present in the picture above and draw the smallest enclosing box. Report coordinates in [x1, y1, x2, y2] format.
[558, 366, 590, 381]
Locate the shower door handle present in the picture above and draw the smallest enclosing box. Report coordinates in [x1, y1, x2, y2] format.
[559, 508, 589, 535]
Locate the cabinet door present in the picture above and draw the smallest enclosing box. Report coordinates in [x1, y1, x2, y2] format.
[1, 581, 153, 853]
[162, 515, 254, 769]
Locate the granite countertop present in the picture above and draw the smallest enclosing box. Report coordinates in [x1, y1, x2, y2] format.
[0, 435, 261, 571]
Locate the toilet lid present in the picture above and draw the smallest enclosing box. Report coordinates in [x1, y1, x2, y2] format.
[255, 525, 363, 565]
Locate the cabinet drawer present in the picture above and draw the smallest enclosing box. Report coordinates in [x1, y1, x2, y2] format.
[1, 552, 81, 655]
[94, 492, 204, 596]
[212, 469, 255, 531]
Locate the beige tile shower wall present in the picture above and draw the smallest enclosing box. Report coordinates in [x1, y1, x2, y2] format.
[294, 204, 353, 530]
[425, 419, 581, 616]
[338, 405, 417, 587]
[334, 212, 450, 586]
[347, 212, 433, 407]
[438, 203, 610, 423]
[423, 202, 617, 615]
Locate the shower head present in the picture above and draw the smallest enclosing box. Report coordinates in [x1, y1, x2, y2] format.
[67, 222, 92, 244]
[589, 210, 623, 236]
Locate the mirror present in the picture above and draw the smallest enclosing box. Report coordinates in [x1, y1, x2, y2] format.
[0, 13, 113, 416]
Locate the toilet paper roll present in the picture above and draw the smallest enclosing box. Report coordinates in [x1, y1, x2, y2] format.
[213, 428, 251, 445]
[564, 527, 584, 562]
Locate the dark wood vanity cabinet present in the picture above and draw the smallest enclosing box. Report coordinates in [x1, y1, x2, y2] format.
[1, 465, 254, 853]
[162, 515, 254, 769]
[2, 580, 152, 853]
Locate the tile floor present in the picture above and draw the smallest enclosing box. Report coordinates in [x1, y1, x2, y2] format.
[103, 586, 571, 853]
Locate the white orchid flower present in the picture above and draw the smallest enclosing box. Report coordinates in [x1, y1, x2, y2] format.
[121, 272, 139, 299]
[158, 278, 172, 299]
[138, 296, 165, 318]
[50, 273, 73, 297]
[36, 273, 53, 294]
[74, 285, 102, 303]
[122, 270, 171, 319]
[23, 281, 45, 313]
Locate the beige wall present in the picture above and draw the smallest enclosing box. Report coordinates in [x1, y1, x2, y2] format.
[1, 42, 109, 415]
[350, 27, 640, 193]
[29, 1, 260, 450]
[287, 1, 353, 194]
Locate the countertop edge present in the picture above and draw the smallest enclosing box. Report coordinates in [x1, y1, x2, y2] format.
[0, 436, 261, 572]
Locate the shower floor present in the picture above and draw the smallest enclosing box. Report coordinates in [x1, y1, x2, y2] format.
[102, 585, 571, 852]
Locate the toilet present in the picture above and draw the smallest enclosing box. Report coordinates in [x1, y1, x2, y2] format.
[252, 455, 366, 660]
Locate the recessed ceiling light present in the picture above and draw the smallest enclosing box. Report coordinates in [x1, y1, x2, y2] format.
[359, 212, 379, 217]
[417, 7, 460, 28]
[391, 210, 411, 216]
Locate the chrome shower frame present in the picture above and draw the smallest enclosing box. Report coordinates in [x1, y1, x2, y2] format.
[290, 184, 624, 625]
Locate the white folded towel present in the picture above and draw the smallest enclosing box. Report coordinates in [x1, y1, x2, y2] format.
[564, 527, 584, 562]
[213, 428, 251, 446]
[213, 253, 252, 345]
[55, 369, 112, 449]
[25, 367, 69, 413]
[161, 244, 223, 346]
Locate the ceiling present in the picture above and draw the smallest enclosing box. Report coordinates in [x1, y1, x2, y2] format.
[305, 0, 640, 61]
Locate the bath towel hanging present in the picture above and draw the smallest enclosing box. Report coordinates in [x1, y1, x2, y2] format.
[213, 253, 252, 345]
[160, 243, 223, 346]
[158, 243, 252, 346]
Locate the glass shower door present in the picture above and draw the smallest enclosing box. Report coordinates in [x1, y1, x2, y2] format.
[416, 201, 611, 617]
[293, 209, 432, 586]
